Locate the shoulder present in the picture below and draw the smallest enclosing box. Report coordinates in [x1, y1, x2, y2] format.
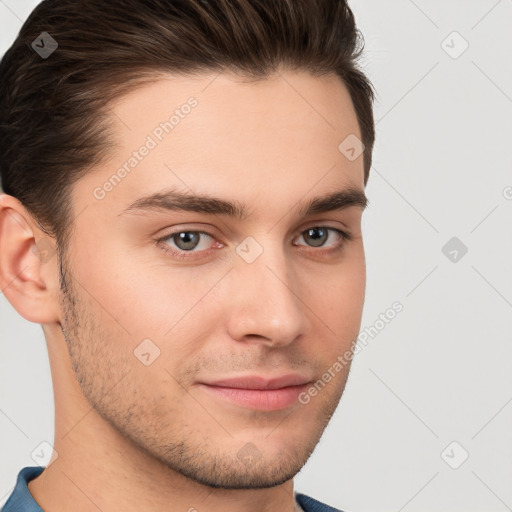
[295, 492, 347, 512]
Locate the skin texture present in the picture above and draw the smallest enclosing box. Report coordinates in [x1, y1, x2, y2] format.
[0, 69, 366, 512]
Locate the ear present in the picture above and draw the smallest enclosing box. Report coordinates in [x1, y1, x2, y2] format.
[0, 193, 61, 324]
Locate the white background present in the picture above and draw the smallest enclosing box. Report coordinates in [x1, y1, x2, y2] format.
[1, 1, 511, 511]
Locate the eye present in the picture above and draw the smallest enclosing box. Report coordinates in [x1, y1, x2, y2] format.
[293, 226, 351, 251]
[155, 226, 352, 260]
[156, 230, 217, 259]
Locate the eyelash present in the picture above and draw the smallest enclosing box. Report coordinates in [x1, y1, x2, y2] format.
[155, 226, 352, 261]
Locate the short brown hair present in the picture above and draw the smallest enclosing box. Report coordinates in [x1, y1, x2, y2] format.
[0, 0, 375, 255]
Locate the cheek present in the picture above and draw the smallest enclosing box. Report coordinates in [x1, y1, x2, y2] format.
[78, 253, 226, 378]
[309, 251, 366, 344]
[73, 237, 204, 334]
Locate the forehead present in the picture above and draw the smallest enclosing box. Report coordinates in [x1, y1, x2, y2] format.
[73, 70, 364, 220]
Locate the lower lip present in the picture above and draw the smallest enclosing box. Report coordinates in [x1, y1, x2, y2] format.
[197, 383, 309, 411]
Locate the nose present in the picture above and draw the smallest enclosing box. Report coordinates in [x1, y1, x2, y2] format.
[225, 241, 311, 348]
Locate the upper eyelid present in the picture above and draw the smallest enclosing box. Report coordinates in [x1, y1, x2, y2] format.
[161, 224, 346, 236]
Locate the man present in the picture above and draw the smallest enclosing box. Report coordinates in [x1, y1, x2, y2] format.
[0, 0, 375, 510]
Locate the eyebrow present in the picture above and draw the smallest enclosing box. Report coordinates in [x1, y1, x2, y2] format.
[119, 186, 368, 220]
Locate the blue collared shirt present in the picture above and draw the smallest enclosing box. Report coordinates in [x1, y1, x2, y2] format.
[2, 467, 43, 512]
[1, 466, 343, 512]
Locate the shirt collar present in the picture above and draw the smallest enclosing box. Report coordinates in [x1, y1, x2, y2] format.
[2, 466, 45, 512]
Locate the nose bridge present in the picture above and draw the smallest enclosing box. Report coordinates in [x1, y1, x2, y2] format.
[226, 235, 309, 346]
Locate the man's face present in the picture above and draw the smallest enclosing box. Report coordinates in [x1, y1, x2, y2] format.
[58, 70, 366, 489]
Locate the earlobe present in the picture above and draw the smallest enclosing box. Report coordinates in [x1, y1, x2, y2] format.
[0, 193, 61, 324]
